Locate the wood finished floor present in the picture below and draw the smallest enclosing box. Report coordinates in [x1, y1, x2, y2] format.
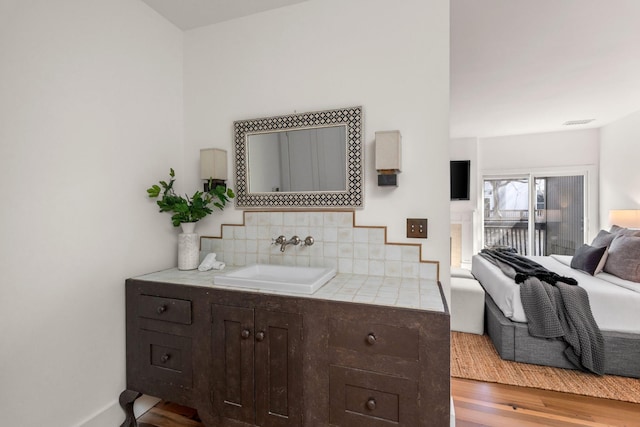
[137, 378, 640, 427]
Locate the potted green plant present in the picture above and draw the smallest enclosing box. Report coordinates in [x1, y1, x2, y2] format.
[146, 168, 235, 228]
[146, 168, 235, 270]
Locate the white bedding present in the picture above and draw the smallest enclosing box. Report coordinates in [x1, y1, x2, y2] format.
[471, 254, 640, 334]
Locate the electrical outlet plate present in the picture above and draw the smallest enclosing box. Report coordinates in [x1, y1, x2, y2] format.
[407, 218, 428, 238]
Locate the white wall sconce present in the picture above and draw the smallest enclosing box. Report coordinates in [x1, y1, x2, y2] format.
[609, 209, 640, 229]
[375, 130, 401, 186]
[200, 148, 227, 192]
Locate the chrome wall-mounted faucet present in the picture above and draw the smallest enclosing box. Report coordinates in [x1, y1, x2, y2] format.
[275, 235, 300, 252]
[274, 235, 314, 252]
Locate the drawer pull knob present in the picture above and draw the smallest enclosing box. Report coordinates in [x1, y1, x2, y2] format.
[160, 353, 170, 363]
[157, 305, 167, 314]
[241, 329, 251, 339]
[366, 398, 376, 411]
[366, 333, 377, 345]
[256, 331, 265, 342]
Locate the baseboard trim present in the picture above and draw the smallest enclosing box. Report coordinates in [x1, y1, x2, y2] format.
[73, 394, 161, 427]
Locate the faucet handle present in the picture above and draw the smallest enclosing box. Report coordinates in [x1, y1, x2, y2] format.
[302, 236, 314, 247]
[274, 235, 287, 245]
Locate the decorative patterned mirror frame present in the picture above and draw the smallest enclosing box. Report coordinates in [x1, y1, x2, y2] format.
[233, 106, 363, 209]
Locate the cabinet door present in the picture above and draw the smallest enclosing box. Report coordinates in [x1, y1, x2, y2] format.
[254, 309, 303, 427]
[211, 304, 255, 424]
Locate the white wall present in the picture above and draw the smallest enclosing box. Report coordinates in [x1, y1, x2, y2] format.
[451, 128, 601, 260]
[479, 128, 600, 171]
[0, 1, 183, 426]
[183, 0, 451, 291]
[450, 137, 479, 265]
[600, 109, 640, 227]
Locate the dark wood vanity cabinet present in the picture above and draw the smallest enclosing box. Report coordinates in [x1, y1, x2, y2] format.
[122, 278, 450, 427]
[211, 304, 302, 426]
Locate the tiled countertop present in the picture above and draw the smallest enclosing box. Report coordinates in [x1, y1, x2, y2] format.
[133, 267, 446, 313]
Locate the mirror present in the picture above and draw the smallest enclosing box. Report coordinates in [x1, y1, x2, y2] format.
[234, 106, 363, 208]
[247, 126, 347, 193]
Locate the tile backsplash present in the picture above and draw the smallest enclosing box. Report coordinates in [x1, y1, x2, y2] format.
[200, 211, 438, 281]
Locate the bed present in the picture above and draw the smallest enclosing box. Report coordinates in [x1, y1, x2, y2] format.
[471, 238, 640, 378]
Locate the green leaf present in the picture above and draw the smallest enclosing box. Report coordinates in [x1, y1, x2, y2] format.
[146, 168, 235, 226]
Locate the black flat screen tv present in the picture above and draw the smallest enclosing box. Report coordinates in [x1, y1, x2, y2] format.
[450, 160, 470, 201]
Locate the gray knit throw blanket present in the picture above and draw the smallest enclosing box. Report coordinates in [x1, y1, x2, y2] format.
[480, 249, 605, 375]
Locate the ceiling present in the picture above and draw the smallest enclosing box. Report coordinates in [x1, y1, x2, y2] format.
[140, 0, 309, 30]
[451, 0, 640, 138]
[141, 0, 640, 139]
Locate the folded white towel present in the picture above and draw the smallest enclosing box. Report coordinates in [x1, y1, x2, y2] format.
[198, 253, 217, 271]
[211, 261, 225, 270]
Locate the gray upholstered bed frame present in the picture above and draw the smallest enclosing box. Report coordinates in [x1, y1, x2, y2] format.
[484, 293, 640, 378]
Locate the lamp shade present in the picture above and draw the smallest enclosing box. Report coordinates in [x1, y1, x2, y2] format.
[375, 130, 401, 172]
[200, 148, 227, 180]
[609, 210, 640, 229]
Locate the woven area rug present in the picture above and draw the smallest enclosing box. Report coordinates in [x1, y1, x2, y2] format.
[451, 331, 640, 404]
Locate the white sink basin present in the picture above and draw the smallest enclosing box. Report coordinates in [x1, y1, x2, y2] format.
[213, 264, 336, 294]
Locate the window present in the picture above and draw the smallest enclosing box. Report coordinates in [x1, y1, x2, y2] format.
[483, 174, 585, 256]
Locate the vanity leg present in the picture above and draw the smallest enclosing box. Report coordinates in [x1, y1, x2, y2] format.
[119, 389, 142, 427]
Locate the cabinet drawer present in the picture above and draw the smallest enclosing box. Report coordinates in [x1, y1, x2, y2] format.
[139, 330, 193, 388]
[329, 320, 419, 360]
[138, 295, 192, 325]
[329, 366, 417, 426]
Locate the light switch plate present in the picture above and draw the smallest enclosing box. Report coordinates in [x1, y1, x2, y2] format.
[407, 218, 428, 238]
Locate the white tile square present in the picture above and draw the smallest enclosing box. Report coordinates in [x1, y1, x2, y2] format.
[211, 239, 223, 253]
[245, 239, 258, 253]
[323, 243, 338, 258]
[234, 240, 246, 253]
[245, 253, 257, 265]
[385, 245, 402, 261]
[257, 226, 271, 239]
[419, 263, 437, 280]
[245, 226, 257, 240]
[223, 239, 235, 254]
[200, 238, 213, 252]
[353, 243, 368, 259]
[245, 212, 257, 225]
[295, 256, 310, 267]
[337, 228, 353, 242]
[282, 256, 297, 266]
[402, 262, 419, 278]
[338, 243, 353, 258]
[401, 245, 419, 262]
[369, 228, 385, 244]
[337, 212, 353, 227]
[283, 212, 296, 225]
[310, 257, 326, 267]
[369, 260, 385, 276]
[368, 244, 385, 260]
[222, 225, 234, 239]
[295, 227, 310, 238]
[233, 253, 246, 266]
[234, 227, 246, 240]
[338, 258, 353, 274]
[308, 241, 323, 257]
[324, 212, 338, 226]
[268, 255, 283, 265]
[353, 228, 369, 243]
[309, 212, 323, 227]
[385, 261, 402, 277]
[296, 213, 310, 226]
[353, 259, 369, 275]
[270, 212, 284, 225]
[257, 213, 271, 226]
[323, 227, 338, 242]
